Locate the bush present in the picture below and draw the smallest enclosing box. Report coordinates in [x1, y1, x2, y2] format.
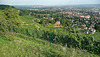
[4, 32, 15, 41]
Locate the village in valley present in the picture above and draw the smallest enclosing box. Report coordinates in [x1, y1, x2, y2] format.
[0, 0, 100, 56]
[22, 6, 100, 34]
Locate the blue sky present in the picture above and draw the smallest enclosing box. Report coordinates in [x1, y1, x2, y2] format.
[0, 0, 100, 5]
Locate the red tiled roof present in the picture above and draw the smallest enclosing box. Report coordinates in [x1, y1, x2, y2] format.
[81, 24, 86, 27]
[54, 21, 60, 26]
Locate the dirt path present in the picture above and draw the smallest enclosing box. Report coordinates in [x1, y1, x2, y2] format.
[54, 26, 63, 27]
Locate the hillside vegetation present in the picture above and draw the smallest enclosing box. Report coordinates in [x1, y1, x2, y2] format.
[0, 5, 14, 10]
[0, 33, 99, 57]
[0, 6, 100, 57]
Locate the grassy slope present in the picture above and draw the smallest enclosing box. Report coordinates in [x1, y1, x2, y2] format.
[0, 16, 99, 57]
[0, 33, 99, 57]
[92, 32, 100, 41]
[20, 16, 35, 24]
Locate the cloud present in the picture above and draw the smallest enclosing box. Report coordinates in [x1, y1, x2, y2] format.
[0, 0, 4, 3]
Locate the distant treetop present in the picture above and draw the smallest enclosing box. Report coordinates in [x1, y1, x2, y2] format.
[0, 4, 14, 10]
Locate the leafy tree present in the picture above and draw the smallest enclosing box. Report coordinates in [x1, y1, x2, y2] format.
[0, 7, 21, 35]
[95, 24, 100, 32]
[0, 10, 8, 33]
[4, 7, 20, 26]
[0, 5, 14, 10]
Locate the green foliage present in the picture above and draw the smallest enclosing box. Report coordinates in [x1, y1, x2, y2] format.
[4, 7, 20, 26]
[12, 21, 100, 54]
[0, 33, 99, 57]
[0, 10, 8, 32]
[19, 9, 30, 16]
[4, 32, 15, 41]
[0, 6, 100, 56]
[0, 5, 14, 10]
[14, 16, 100, 55]
[95, 24, 100, 32]
[19, 16, 34, 24]
[92, 32, 100, 41]
[0, 7, 20, 35]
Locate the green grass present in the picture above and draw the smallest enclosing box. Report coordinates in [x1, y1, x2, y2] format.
[92, 32, 100, 41]
[0, 33, 99, 57]
[20, 16, 35, 24]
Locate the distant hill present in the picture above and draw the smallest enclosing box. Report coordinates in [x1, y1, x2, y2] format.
[0, 4, 14, 10]
[63, 4, 100, 7]
[13, 4, 100, 7]
[13, 5, 44, 7]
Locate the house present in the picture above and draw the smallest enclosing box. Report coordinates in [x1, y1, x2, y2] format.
[90, 24, 95, 28]
[85, 28, 96, 34]
[79, 15, 85, 18]
[89, 26, 92, 29]
[83, 27, 87, 29]
[65, 12, 72, 14]
[43, 17, 54, 20]
[73, 14, 74, 15]
[81, 24, 86, 27]
[85, 15, 90, 19]
[45, 17, 48, 19]
[85, 21, 88, 23]
[79, 15, 90, 18]
[38, 19, 41, 22]
[18, 10, 20, 12]
[49, 17, 54, 20]
[90, 28, 96, 34]
[84, 31, 89, 34]
[93, 12, 100, 14]
[81, 24, 87, 29]
[43, 17, 45, 19]
[54, 21, 60, 26]
[97, 21, 100, 23]
[70, 19, 74, 22]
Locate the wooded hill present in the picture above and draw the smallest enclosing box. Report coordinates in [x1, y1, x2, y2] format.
[0, 5, 14, 10]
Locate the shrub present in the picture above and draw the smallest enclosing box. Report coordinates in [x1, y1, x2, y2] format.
[4, 32, 15, 41]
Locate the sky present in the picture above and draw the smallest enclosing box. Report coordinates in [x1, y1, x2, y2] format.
[0, 0, 100, 5]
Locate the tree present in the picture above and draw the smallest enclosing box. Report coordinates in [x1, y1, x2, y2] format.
[95, 24, 100, 32]
[0, 10, 8, 33]
[4, 7, 20, 26]
[0, 7, 21, 35]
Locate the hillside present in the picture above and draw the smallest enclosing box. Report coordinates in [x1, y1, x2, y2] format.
[0, 14, 99, 56]
[0, 33, 99, 57]
[0, 6, 100, 57]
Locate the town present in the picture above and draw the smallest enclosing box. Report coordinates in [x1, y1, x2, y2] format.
[0, 2, 100, 57]
[19, 6, 100, 34]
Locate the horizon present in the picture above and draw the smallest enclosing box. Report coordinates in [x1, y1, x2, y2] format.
[1, 4, 100, 7]
[0, 0, 100, 6]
